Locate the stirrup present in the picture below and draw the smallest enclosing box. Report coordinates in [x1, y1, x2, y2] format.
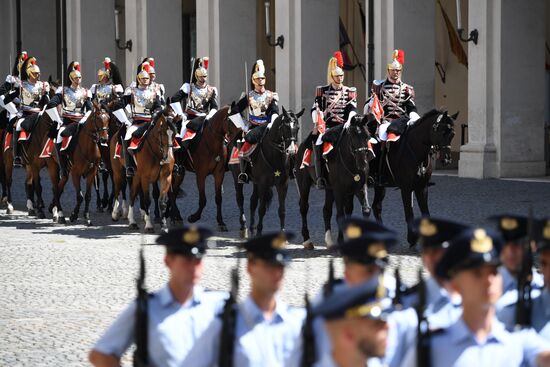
[238, 172, 249, 184]
[13, 156, 22, 167]
[126, 166, 135, 178]
[98, 161, 107, 173]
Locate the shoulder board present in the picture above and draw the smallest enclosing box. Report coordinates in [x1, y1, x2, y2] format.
[6, 75, 16, 83]
[315, 85, 328, 97]
[114, 84, 124, 93]
[86, 89, 92, 98]
[346, 86, 357, 92]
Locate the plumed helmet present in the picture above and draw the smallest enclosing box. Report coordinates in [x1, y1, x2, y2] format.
[97, 57, 112, 81]
[137, 61, 151, 84]
[387, 49, 404, 71]
[67, 61, 82, 85]
[12, 51, 29, 77]
[327, 51, 344, 84]
[193, 57, 209, 83]
[21, 56, 40, 81]
[141, 57, 156, 74]
[251, 59, 266, 88]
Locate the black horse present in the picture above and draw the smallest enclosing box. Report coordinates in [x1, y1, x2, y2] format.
[296, 114, 373, 249]
[371, 109, 457, 245]
[229, 107, 303, 237]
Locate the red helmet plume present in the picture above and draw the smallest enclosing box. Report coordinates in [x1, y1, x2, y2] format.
[203, 57, 209, 70]
[334, 51, 344, 68]
[103, 57, 111, 70]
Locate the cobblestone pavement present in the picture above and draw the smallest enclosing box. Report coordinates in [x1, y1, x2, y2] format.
[0, 167, 549, 366]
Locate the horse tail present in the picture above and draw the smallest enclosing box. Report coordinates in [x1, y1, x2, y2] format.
[264, 187, 273, 211]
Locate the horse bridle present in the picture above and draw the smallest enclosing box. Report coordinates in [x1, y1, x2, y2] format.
[338, 124, 370, 181]
[268, 115, 297, 154]
[89, 109, 110, 143]
[430, 112, 453, 154]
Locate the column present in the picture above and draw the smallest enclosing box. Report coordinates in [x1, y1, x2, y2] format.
[124, 0, 147, 84]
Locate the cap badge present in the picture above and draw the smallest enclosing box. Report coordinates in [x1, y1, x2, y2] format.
[419, 218, 437, 237]
[272, 234, 287, 249]
[500, 217, 518, 231]
[183, 227, 200, 244]
[368, 243, 387, 259]
[346, 224, 362, 239]
[471, 229, 493, 253]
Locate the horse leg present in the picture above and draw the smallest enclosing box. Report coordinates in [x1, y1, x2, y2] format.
[169, 172, 184, 224]
[214, 170, 227, 232]
[299, 173, 314, 249]
[188, 172, 207, 223]
[121, 175, 129, 219]
[276, 183, 288, 232]
[55, 173, 69, 224]
[142, 177, 154, 233]
[323, 189, 335, 248]
[33, 171, 46, 219]
[256, 186, 269, 237]
[111, 166, 123, 221]
[5, 162, 14, 214]
[372, 186, 386, 223]
[249, 184, 259, 236]
[70, 171, 83, 223]
[234, 172, 248, 238]
[334, 194, 346, 245]
[101, 170, 110, 210]
[158, 165, 173, 232]
[400, 188, 416, 246]
[24, 167, 36, 216]
[356, 184, 371, 218]
[83, 170, 95, 226]
[152, 181, 161, 224]
[127, 176, 140, 230]
[94, 172, 103, 213]
[414, 184, 430, 217]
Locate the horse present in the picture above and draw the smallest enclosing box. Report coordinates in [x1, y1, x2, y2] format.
[169, 105, 239, 230]
[55, 102, 110, 226]
[370, 109, 457, 245]
[295, 114, 373, 249]
[229, 107, 303, 237]
[110, 106, 178, 232]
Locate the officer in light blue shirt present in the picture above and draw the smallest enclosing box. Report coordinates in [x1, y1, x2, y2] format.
[498, 218, 550, 338]
[312, 277, 393, 367]
[309, 217, 398, 367]
[89, 224, 227, 367]
[182, 231, 305, 367]
[401, 226, 550, 367]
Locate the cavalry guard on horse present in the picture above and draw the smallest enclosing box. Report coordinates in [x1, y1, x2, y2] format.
[4, 55, 50, 167]
[111, 61, 162, 178]
[227, 59, 280, 184]
[170, 57, 218, 150]
[90, 57, 124, 105]
[304, 51, 358, 190]
[0, 51, 28, 138]
[365, 49, 420, 186]
[45, 61, 93, 179]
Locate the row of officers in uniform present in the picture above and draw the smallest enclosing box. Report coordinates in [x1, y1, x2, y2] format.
[1, 49, 414, 184]
[88, 213, 550, 367]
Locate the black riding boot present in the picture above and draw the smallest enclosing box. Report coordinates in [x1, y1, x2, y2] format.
[377, 142, 389, 186]
[55, 143, 68, 179]
[12, 130, 22, 167]
[313, 144, 326, 190]
[237, 140, 249, 184]
[122, 139, 135, 177]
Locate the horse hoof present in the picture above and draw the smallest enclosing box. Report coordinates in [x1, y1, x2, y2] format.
[37, 211, 46, 219]
[6, 206, 13, 215]
[48, 203, 55, 214]
[87, 220, 93, 227]
[58, 216, 66, 224]
[1, 196, 7, 206]
[154, 216, 162, 225]
[28, 209, 36, 216]
[129, 223, 139, 230]
[144, 227, 155, 234]
[303, 239, 314, 250]
[111, 214, 120, 222]
[70, 214, 78, 223]
[187, 214, 200, 223]
[218, 224, 228, 232]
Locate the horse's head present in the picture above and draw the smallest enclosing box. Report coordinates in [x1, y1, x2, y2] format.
[430, 110, 457, 166]
[278, 106, 303, 155]
[91, 100, 110, 145]
[347, 114, 372, 172]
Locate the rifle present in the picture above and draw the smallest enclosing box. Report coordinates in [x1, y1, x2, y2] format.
[322, 259, 336, 298]
[393, 266, 402, 309]
[515, 207, 534, 329]
[300, 293, 316, 367]
[133, 247, 150, 367]
[415, 268, 431, 367]
[218, 254, 240, 367]
[184, 57, 195, 112]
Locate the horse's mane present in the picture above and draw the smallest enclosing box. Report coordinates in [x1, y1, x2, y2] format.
[407, 109, 442, 131]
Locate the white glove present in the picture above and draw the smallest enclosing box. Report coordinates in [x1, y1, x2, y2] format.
[343, 111, 357, 129]
[113, 108, 131, 126]
[407, 111, 420, 126]
[181, 83, 191, 94]
[206, 108, 217, 120]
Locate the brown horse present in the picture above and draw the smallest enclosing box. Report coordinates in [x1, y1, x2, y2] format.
[110, 106, 177, 232]
[169, 105, 238, 230]
[55, 102, 110, 226]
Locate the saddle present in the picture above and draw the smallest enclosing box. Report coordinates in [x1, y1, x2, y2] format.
[129, 122, 151, 152]
[245, 124, 268, 145]
[185, 116, 206, 152]
[60, 122, 81, 153]
[321, 124, 344, 144]
[21, 113, 40, 133]
[386, 117, 408, 136]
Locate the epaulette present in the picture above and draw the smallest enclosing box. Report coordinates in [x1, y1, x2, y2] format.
[373, 79, 384, 86]
[55, 86, 63, 94]
[315, 85, 326, 97]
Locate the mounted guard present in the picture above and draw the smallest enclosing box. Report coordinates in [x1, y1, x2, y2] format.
[6, 56, 50, 167]
[111, 61, 162, 177]
[365, 49, 419, 185]
[45, 61, 92, 179]
[307, 51, 357, 189]
[170, 57, 218, 149]
[227, 59, 279, 184]
[90, 57, 123, 105]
